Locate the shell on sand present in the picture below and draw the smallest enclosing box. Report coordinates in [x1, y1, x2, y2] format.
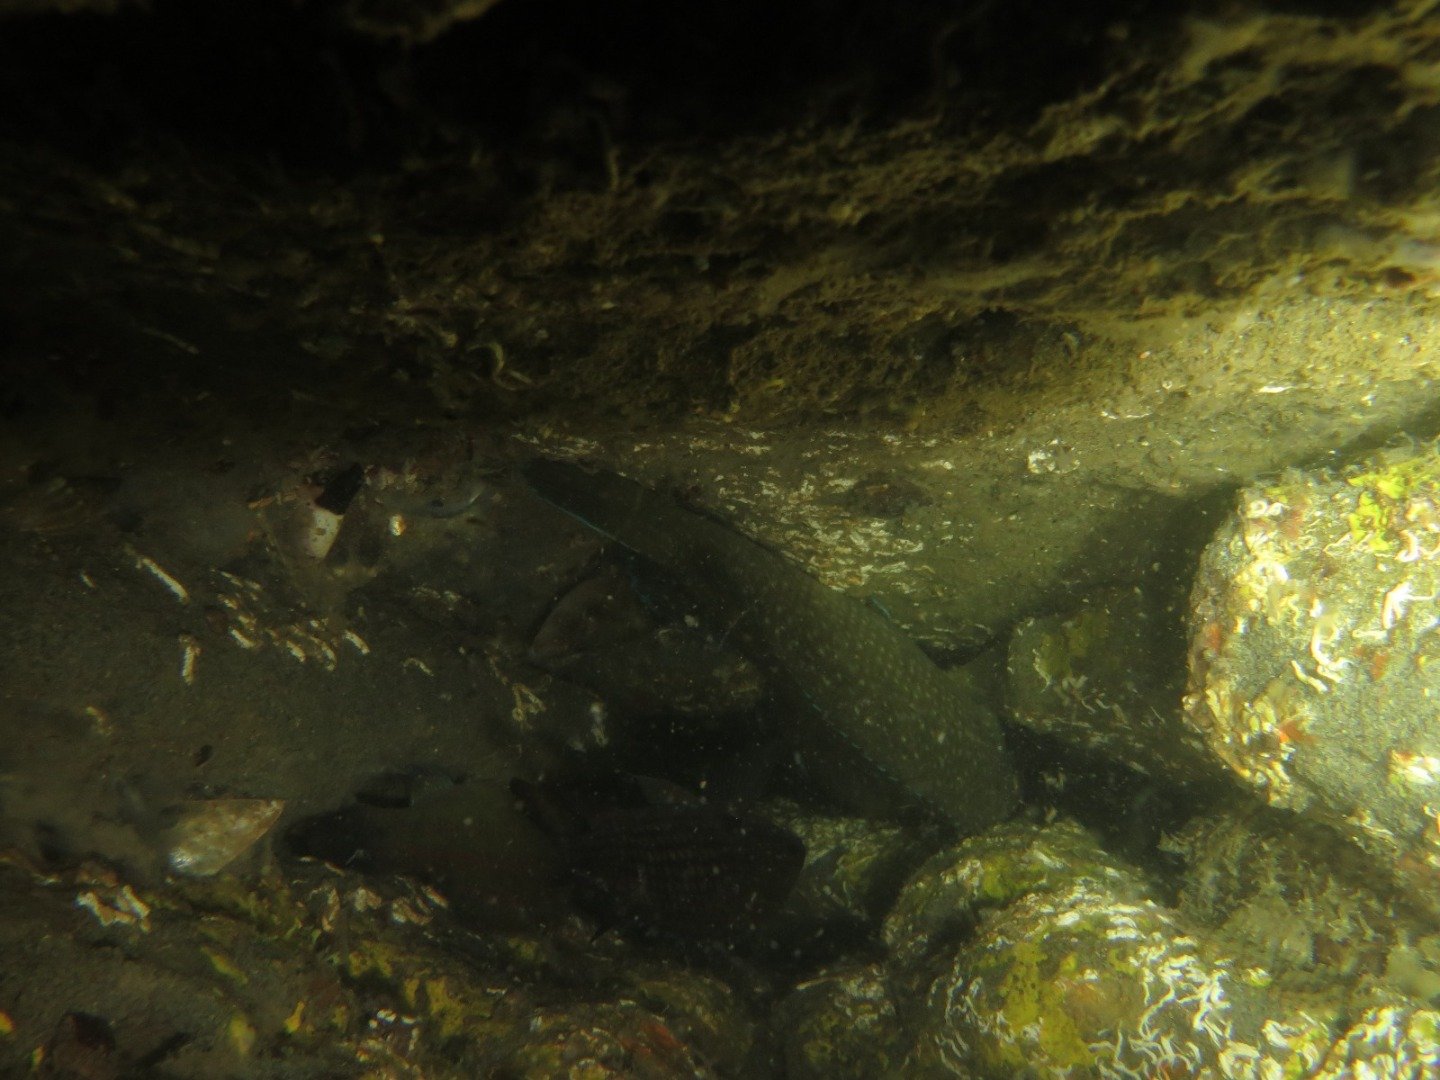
[167, 798, 285, 877]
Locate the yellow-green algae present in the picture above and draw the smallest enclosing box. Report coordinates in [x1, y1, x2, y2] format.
[1345, 442, 1440, 554]
[345, 938, 507, 1042]
[983, 942, 1095, 1073]
[1026, 606, 1112, 688]
[776, 967, 902, 1080]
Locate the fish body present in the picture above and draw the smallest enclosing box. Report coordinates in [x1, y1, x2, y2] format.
[512, 773, 804, 938]
[285, 773, 565, 928]
[528, 562, 763, 720]
[522, 459, 1017, 834]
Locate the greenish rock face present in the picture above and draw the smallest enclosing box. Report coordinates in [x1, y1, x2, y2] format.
[1006, 584, 1216, 784]
[523, 458, 1018, 834]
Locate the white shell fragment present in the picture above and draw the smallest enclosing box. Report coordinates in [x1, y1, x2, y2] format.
[179, 634, 201, 685]
[75, 884, 151, 931]
[301, 505, 343, 559]
[133, 552, 190, 603]
[166, 798, 285, 877]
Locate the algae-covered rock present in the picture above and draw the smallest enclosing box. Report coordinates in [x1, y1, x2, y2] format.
[881, 820, 1149, 979]
[1185, 441, 1440, 918]
[1169, 805, 1407, 991]
[775, 964, 905, 1080]
[868, 819, 1440, 1078]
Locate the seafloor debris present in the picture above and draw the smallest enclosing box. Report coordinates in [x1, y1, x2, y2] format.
[74, 869, 152, 934]
[211, 568, 351, 671]
[2, 851, 755, 1078]
[284, 772, 560, 927]
[165, 798, 284, 877]
[130, 549, 190, 604]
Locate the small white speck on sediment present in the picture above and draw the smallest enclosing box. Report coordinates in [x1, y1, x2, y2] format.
[228, 627, 259, 650]
[179, 634, 200, 685]
[83, 704, 112, 735]
[132, 552, 189, 603]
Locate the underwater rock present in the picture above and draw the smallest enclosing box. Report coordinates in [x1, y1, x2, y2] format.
[1007, 584, 1224, 784]
[1184, 442, 1440, 919]
[882, 819, 1151, 980]
[873, 820, 1440, 1078]
[1167, 804, 1407, 988]
[521, 458, 1017, 834]
[775, 963, 904, 1080]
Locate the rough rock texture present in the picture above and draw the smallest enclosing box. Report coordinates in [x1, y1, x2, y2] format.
[780, 820, 1440, 1079]
[1184, 441, 1440, 921]
[1007, 583, 1222, 784]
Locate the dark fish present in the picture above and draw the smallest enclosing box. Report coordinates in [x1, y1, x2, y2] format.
[284, 772, 564, 928]
[529, 561, 764, 720]
[522, 458, 1017, 834]
[512, 773, 805, 939]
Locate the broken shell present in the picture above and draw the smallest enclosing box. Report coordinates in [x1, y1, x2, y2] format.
[300, 505, 343, 559]
[259, 493, 344, 562]
[166, 798, 285, 877]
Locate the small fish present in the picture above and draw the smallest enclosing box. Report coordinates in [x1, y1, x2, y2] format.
[512, 772, 805, 940]
[522, 458, 1017, 834]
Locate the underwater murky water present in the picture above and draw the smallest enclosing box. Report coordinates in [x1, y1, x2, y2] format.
[11, 0, 1440, 1075]
[7, 409, 1440, 1077]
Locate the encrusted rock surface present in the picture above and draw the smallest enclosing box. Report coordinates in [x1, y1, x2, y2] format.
[1185, 441, 1440, 918]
